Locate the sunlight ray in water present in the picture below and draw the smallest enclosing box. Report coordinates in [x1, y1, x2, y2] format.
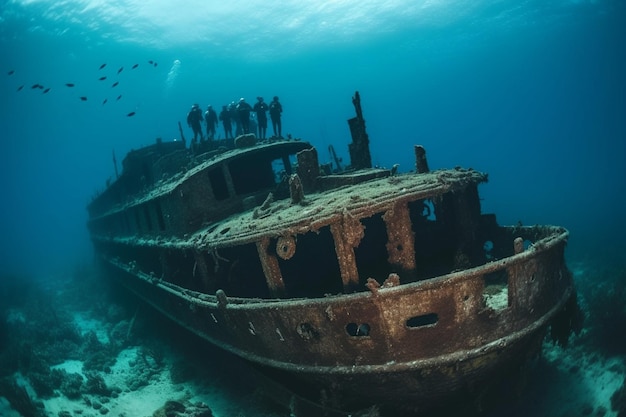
[5, 0, 582, 55]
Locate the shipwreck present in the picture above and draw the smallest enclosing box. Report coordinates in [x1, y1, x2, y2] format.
[87, 92, 580, 415]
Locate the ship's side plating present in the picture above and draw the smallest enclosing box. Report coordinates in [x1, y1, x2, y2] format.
[87, 92, 578, 413]
[87, 141, 576, 412]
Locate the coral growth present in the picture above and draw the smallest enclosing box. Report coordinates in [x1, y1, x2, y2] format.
[125, 346, 165, 390]
[0, 265, 135, 415]
[0, 377, 45, 417]
[152, 399, 213, 417]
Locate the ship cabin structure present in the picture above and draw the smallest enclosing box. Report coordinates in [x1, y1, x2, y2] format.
[87, 136, 497, 301]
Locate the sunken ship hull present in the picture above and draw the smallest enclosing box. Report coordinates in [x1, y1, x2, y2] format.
[87, 93, 578, 415]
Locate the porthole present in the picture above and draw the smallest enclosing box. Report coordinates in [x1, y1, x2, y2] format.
[346, 322, 370, 337]
[406, 313, 438, 328]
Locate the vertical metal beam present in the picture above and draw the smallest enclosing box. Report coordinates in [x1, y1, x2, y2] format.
[296, 147, 319, 192]
[222, 163, 236, 197]
[256, 237, 286, 298]
[347, 91, 372, 170]
[330, 210, 363, 291]
[193, 251, 214, 292]
[414, 145, 430, 173]
[383, 202, 416, 274]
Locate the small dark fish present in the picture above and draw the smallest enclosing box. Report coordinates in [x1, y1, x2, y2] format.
[31, 83, 40, 89]
[153, 62, 158, 67]
[116, 94, 122, 101]
[132, 63, 139, 69]
[99, 76, 107, 81]
[117, 66, 123, 74]
[65, 83, 75, 87]
[148, 60, 153, 64]
[102, 98, 108, 105]
[37, 85, 44, 89]
[111, 81, 119, 88]
[43, 88, 50, 94]
[17, 85, 24, 91]
[99, 63, 106, 69]
[80, 96, 88, 101]
[126, 111, 136, 117]
[8, 70, 15, 75]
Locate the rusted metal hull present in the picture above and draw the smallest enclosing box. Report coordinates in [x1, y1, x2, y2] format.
[98, 224, 574, 413]
[269, 324, 549, 415]
[88, 93, 579, 413]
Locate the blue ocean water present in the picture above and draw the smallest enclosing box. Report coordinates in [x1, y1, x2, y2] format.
[1, 2, 626, 416]
[1, 0, 625, 275]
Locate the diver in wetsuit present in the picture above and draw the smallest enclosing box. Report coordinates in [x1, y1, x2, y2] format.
[219, 105, 233, 139]
[236, 98, 253, 135]
[204, 105, 218, 140]
[186, 104, 204, 142]
[269, 96, 283, 138]
[253, 96, 269, 140]
[228, 101, 241, 136]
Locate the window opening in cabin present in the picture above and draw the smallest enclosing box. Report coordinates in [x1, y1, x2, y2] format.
[483, 270, 509, 310]
[272, 158, 286, 184]
[231, 155, 274, 195]
[277, 226, 343, 297]
[123, 211, 131, 234]
[117, 214, 124, 234]
[208, 167, 229, 200]
[422, 199, 436, 221]
[141, 162, 153, 186]
[134, 208, 142, 232]
[483, 240, 494, 260]
[143, 204, 153, 231]
[354, 214, 389, 283]
[230, 153, 297, 196]
[272, 155, 297, 183]
[155, 201, 166, 231]
[406, 313, 439, 328]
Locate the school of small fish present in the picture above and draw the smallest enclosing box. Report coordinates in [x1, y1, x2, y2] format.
[6, 59, 159, 118]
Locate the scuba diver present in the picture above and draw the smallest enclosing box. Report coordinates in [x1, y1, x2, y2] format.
[269, 96, 283, 138]
[253, 96, 269, 140]
[204, 105, 218, 140]
[236, 98, 253, 135]
[229, 101, 241, 136]
[219, 105, 233, 139]
[186, 104, 204, 142]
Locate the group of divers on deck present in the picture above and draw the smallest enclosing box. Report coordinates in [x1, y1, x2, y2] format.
[186, 96, 283, 144]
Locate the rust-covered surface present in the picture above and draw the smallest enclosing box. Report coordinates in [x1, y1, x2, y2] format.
[87, 92, 579, 414]
[103, 226, 570, 367]
[99, 224, 574, 413]
[91, 169, 487, 256]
